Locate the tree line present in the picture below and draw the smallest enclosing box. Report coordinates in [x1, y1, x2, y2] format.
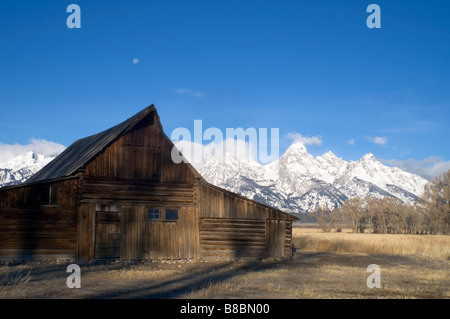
[309, 170, 450, 235]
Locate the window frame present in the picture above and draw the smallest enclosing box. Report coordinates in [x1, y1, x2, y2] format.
[41, 185, 58, 207]
[147, 208, 161, 220]
[165, 209, 179, 221]
[146, 208, 179, 222]
[48, 186, 58, 206]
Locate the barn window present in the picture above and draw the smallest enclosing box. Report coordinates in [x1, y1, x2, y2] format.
[48, 186, 58, 206]
[165, 209, 179, 221]
[148, 209, 160, 220]
[42, 185, 58, 206]
[147, 208, 179, 221]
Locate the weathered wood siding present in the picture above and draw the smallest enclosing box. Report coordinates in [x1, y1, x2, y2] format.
[75, 111, 201, 260]
[199, 183, 290, 220]
[199, 218, 266, 258]
[0, 179, 78, 259]
[77, 204, 199, 260]
[76, 177, 199, 260]
[265, 219, 293, 258]
[198, 182, 295, 259]
[94, 210, 121, 259]
[143, 206, 199, 260]
[285, 220, 293, 256]
[79, 177, 197, 206]
[83, 112, 196, 183]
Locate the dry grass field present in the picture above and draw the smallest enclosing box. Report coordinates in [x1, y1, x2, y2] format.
[292, 227, 450, 260]
[1, 227, 449, 299]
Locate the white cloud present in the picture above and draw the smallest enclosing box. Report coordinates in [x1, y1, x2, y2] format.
[285, 132, 322, 146]
[174, 88, 206, 97]
[371, 136, 388, 146]
[173, 138, 258, 170]
[384, 156, 450, 180]
[347, 139, 355, 145]
[0, 138, 66, 164]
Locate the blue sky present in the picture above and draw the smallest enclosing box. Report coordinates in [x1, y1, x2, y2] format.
[0, 0, 449, 179]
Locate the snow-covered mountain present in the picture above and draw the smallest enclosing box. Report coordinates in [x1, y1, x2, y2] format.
[0, 145, 429, 216]
[0, 151, 56, 187]
[199, 142, 429, 214]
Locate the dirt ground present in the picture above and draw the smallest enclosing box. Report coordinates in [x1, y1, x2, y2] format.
[1, 251, 448, 299]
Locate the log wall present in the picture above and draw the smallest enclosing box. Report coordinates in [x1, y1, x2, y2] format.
[0, 179, 78, 259]
[198, 182, 295, 259]
[199, 218, 266, 258]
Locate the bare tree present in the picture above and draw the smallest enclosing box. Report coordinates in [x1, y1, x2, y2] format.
[331, 207, 343, 232]
[340, 197, 367, 233]
[309, 205, 335, 232]
[367, 197, 388, 234]
[367, 197, 426, 234]
[405, 205, 424, 234]
[386, 198, 407, 234]
[422, 170, 450, 235]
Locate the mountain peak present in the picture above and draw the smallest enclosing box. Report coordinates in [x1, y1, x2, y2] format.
[0, 151, 57, 188]
[23, 151, 39, 161]
[285, 142, 309, 155]
[12, 151, 41, 164]
[360, 153, 377, 162]
[281, 142, 315, 166]
[321, 151, 338, 160]
[31, 151, 38, 161]
[288, 141, 308, 150]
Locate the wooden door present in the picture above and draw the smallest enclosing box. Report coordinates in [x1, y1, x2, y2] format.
[266, 219, 286, 258]
[94, 211, 121, 259]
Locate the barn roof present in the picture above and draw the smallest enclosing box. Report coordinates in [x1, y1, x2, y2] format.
[26, 105, 196, 183]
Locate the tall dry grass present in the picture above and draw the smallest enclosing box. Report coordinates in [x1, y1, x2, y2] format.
[0, 270, 31, 299]
[292, 228, 450, 260]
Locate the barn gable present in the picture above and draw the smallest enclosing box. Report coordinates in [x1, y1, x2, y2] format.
[27, 105, 201, 184]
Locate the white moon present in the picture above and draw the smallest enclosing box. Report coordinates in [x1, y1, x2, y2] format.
[133, 58, 139, 64]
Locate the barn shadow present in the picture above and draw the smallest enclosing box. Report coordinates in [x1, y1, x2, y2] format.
[83, 258, 290, 299]
[2, 250, 427, 299]
[86, 219, 293, 299]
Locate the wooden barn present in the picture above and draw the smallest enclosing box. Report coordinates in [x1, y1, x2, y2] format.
[0, 105, 298, 261]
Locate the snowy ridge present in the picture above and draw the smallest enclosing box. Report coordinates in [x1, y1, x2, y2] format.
[0, 145, 429, 216]
[199, 141, 429, 214]
[0, 151, 56, 187]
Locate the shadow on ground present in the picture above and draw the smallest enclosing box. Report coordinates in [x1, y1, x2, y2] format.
[1, 252, 446, 299]
[85, 259, 290, 299]
[1, 258, 292, 299]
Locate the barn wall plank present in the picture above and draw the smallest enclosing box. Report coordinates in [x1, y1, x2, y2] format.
[199, 218, 266, 259]
[84, 117, 196, 184]
[0, 180, 78, 259]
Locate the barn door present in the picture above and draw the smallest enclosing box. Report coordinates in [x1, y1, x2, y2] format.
[266, 219, 286, 258]
[94, 211, 121, 259]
